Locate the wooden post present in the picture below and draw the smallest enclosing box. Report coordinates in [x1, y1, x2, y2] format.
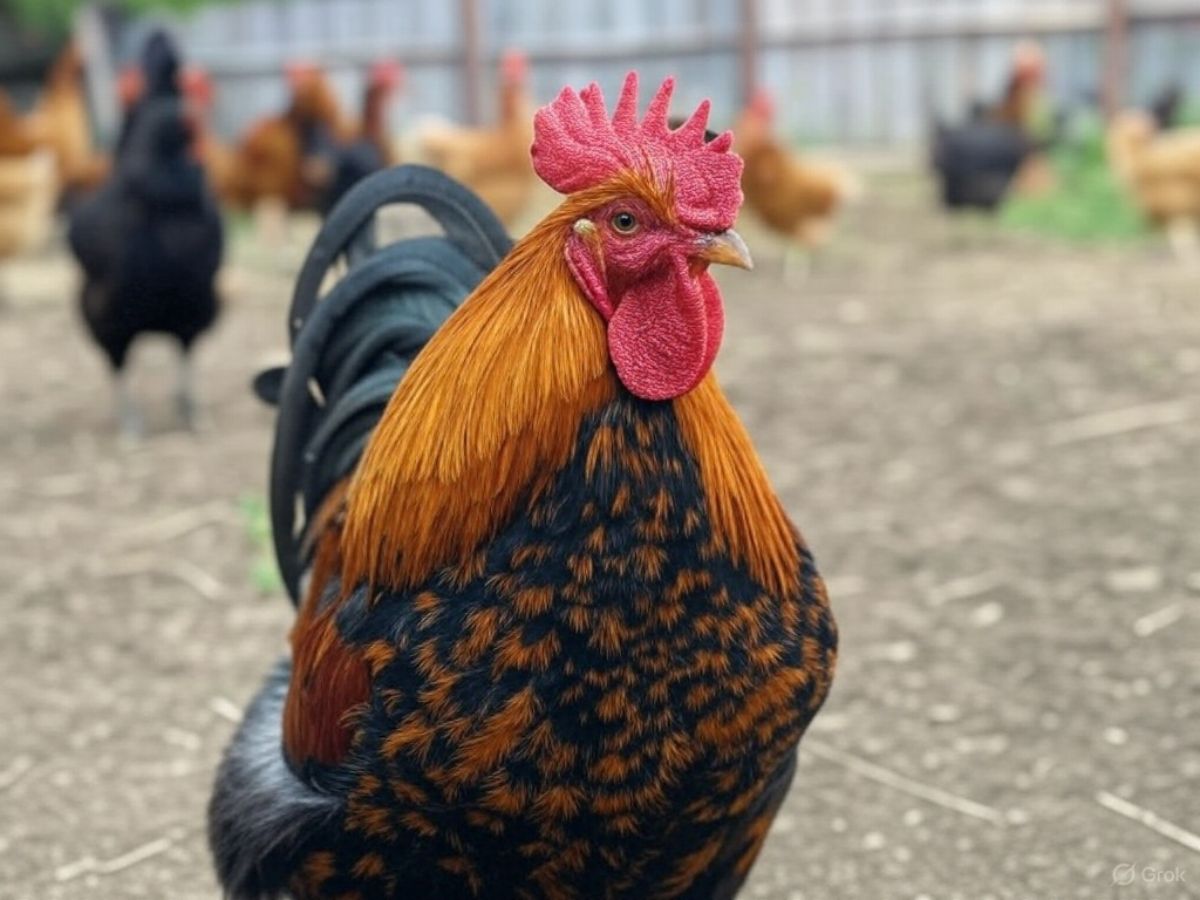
[738, 0, 760, 105]
[461, 0, 483, 125]
[1103, 0, 1129, 119]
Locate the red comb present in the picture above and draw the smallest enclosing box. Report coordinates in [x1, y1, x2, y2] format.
[531, 71, 743, 232]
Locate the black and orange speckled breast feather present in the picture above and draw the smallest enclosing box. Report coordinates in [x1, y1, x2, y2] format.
[290, 391, 836, 900]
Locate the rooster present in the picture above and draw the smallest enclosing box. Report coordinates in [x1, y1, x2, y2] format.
[210, 72, 836, 899]
[990, 41, 1048, 132]
[68, 32, 222, 436]
[994, 41, 1057, 197]
[419, 51, 537, 228]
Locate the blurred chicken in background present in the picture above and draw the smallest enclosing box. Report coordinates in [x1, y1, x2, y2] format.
[1000, 41, 1057, 196]
[930, 43, 1049, 216]
[1107, 109, 1200, 259]
[735, 87, 859, 280]
[0, 92, 56, 302]
[418, 50, 536, 229]
[0, 87, 40, 157]
[992, 41, 1050, 132]
[180, 66, 234, 199]
[24, 42, 110, 208]
[116, 63, 145, 114]
[318, 59, 403, 215]
[223, 62, 344, 242]
[932, 111, 1035, 214]
[68, 30, 222, 437]
[1148, 82, 1185, 132]
[114, 30, 180, 156]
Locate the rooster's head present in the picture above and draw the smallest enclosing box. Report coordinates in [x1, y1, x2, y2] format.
[531, 72, 750, 401]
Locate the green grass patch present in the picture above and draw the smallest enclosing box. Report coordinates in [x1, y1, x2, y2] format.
[1174, 100, 1200, 128]
[239, 494, 284, 596]
[1000, 117, 1148, 243]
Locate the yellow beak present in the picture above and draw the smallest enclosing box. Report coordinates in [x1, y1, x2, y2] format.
[697, 229, 753, 270]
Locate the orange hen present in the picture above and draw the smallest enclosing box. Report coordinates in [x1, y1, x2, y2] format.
[25, 43, 110, 202]
[224, 63, 345, 211]
[181, 67, 235, 198]
[0, 90, 56, 261]
[419, 51, 536, 228]
[1108, 110, 1200, 257]
[735, 89, 857, 254]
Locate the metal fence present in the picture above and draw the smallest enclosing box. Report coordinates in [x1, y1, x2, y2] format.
[135, 0, 1200, 146]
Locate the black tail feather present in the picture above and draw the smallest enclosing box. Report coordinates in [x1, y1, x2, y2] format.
[208, 659, 339, 900]
[261, 164, 512, 602]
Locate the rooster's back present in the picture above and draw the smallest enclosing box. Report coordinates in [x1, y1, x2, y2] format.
[209, 166, 511, 897]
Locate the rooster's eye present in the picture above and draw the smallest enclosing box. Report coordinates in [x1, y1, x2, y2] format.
[611, 211, 639, 235]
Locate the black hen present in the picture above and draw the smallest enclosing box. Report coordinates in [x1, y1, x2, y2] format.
[115, 29, 181, 157]
[932, 116, 1034, 211]
[68, 36, 222, 436]
[318, 139, 387, 218]
[318, 63, 402, 216]
[1150, 82, 1185, 132]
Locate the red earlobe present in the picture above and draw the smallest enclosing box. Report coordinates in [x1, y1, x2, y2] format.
[565, 230, 613, 320]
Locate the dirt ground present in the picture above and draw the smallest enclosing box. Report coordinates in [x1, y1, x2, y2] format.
[1, 176, 1198, 900]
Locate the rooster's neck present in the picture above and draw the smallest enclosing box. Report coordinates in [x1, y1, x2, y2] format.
[340, 220, 617, 593]
[341, 208, 799, 601]
[673, 374, 801, 598]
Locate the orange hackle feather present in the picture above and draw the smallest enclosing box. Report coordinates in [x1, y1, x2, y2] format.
[339, 185, 624, 595]
[674, 375, 801, 599]
[286, 85, 803, 772]
[339, 169, 798, 602]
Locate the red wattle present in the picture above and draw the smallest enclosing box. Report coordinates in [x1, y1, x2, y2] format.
[607, 255, 723, 401]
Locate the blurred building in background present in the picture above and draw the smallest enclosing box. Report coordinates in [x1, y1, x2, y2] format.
[119, 0, 1200, 146]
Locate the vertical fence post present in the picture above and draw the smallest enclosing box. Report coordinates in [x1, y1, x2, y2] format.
[738, 0, 760, 105]
[74, 5, 118, 145]
[461, 0, 483, 125]
[1103, 0, 1129, 119]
